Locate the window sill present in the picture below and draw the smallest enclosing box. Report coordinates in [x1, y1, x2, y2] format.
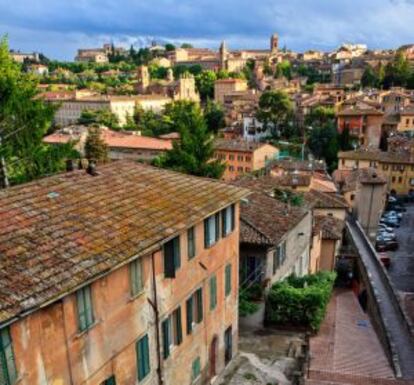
[74, 320, 100, 339]
[128, 290, 145, 302]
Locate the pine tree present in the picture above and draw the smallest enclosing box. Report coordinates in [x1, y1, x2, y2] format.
[84, 127, 109, 163]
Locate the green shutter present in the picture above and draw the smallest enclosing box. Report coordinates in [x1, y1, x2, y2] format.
[186, 297, 193, 335]
[188, 227, 195, 259]
[225, 264, 232, 296]
[221, 209, 227, 237]
[164, 240, 176, 278]
[162, 318, 170, 359]
[196, 288, 203, 323]
[0, 328, 17, 385]
[173, 237, 181, 269]
[191, 357, 201, 380]
[77, 286, 94, 332]
[103, 376, 116, 385]
[136, 334, 150, 381]
[210, 276, 217, 310]
[175, 307, 183, 345]
[204, 218, 209, 248]
[130, 259, 143, 296]
[230, 204, 235, 231]
[84, 286, 94, 328]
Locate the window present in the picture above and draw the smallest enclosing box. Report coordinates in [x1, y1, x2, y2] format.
[225, 264, 232, 296]
[228, 166, 234, 172]
[101, 376, 116, 385]
[383, 164, 389, 171]
[392, 176, 396, 183]
[136, 334, 150, 381]
[0, 328, 17, 385]
[229, 155, 234, 161]
[76, 285, 94, 332]
[209, 275, 217, 311]
[237, 167, 243, 172]
[204, 214, 220, 248]
[164, 236, 180, 278]
[186, 288, 203, 335]
[273, 242, 286, 274]
[130, 259, 143, 297]
[237, 155, 243, 161]
[410, 178, 414, 186]
[162, 307, 183, 359]
[224, 326, 233, 365]
[221, 205, 235, 237]
[187, 227, 196, 259]
[245, 156, 251, 162]
[191, 357, 201, 381]
[399, 177, 403, 183]
[350, 194, 355, 201]
[245, 167, 251, 172]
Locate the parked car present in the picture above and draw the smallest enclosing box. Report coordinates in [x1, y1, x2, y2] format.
[378, 252, 391, 268]
[378, 224, 394, 233]
[383, 211, 402, 220]
[375, 240, 399, 252]
[376, 232, 396, 242]
[380, 218, 400, 228]
[387, 203, 406, 213]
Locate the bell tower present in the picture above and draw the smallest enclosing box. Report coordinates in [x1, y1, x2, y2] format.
[219, 41, 228, 70]
[271, 33, 279, 54]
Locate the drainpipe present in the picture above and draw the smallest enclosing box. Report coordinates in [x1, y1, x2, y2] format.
[150, 252, 164, 385]
[61, 300, 75, 385]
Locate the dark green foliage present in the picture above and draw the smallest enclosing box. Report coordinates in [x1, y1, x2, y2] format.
[154, 101, 225, 179]
[195, 70, 216, 100]
[0, 36, 77, 185]
[265, 271, 336, 331]
[84, 126, 109, 162]
[256, 90, 293, 138]
[204, 100, 225, 133]
[77, 109, 120, 130]
[239, 291, 260, 317]
[181, 43, 193, 49]
[165, 43, 176, 52]
[273, 188, 304, 206]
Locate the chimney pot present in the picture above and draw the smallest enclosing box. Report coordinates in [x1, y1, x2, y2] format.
[86, 161, 99, 176]
[66, 159, 74, 172]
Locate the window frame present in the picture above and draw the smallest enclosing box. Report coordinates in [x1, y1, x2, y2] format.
[225, 264, 232, 297]
[76, 285, 94, 332]
[209, 275, 217, 311]
[130, 258, 144, 297]
[164, 236, 181, 278]
[0, 327, 17, 385]
[136, 334, 151, 381]
[187, 226, 196, 260]
[191, 357, 201, 381]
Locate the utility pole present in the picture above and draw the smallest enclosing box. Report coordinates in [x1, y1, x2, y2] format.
[0, 136, 9, 189]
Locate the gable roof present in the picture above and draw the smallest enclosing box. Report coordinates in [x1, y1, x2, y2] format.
[0, 161, 249, 325]
[304, 189, 349, 210]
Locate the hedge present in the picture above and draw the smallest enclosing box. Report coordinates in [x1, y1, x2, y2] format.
[265, 271, 336, 331]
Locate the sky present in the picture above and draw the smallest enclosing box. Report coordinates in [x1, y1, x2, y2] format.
[0, 0, 414, 61]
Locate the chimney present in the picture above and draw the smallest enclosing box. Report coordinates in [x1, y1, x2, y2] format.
[66, 159, 75, 172]
[86, 161, 99, 176]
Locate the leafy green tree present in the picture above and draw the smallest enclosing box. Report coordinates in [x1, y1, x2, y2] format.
[195, 70, 217, 100]
[181, 43, 193, 49]
[149, 64, 168, 79]
[305, 106, 335, 127]
[361, 67, 379, 88]
[0, 37, 76, 185]
[307, 124, 339, 172]
[77, 109, 120, 130]
[256, 90, 293, 138]
[275, 60, 292, 79]
[84, 126, 109, 163]
[383, 52, 412, 89]
[154, 103, 224, 178]
[165, 43, 176, 52]
[204, 100, 225, 133]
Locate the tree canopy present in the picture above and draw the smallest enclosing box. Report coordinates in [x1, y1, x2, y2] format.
[0, 37, 76, 185]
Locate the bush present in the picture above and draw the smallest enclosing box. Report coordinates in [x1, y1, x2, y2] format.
[265, 271, 336, 331]
[239, 291, 260, 317]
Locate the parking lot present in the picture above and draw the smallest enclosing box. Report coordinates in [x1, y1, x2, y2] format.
[388, 203, 414, 292]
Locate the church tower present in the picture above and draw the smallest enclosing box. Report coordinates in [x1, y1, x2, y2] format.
[137, 65, 149, 93]
[271, 33, 279, 54]
[219, 41, 228, 70]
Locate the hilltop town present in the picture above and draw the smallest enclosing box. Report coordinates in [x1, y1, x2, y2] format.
[1, 30, 414, 385]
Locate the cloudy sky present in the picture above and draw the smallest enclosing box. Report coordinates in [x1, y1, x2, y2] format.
[1, 0, 413, 60]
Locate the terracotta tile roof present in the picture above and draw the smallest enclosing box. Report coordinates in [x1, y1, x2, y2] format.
[271, 159, 326, 173]
[214, 139, 276, 153]
[314, 215, 345, 240]
[304, 189, 349, 210]
[239, 191, 308, 246]
[276, 173, 311, 187]
[338, 149, 414, 164]
[337, 107, 383, 116]
[102, 131, 172, 151]
[0, 161, 249, 325]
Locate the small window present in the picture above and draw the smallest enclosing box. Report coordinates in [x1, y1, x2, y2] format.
[237, 155, 243, 161]
[399, 177, 403, 183]
[392, 176, 396, 183]
[0, 327, 17, 385]
[225, 264, 232, 296]
[136, 334, 150, 381]
[245, 156, 251, 162]
[130, 259, 143, 297]
[273, 242, 286, 274]
[164, 236, 181, 278]
[229, 155, 234, 161]
[186, 288, 203, 335]
[191, 357, 201, 381]
[350, 194, 355, 201]
[187, 227, 196, 259]
[237, 166, 243, 172]
[204, 214, 220, 248]
[221, 205, 235, 237]
[76, 285, 94, 332]
[224, 326, 233, 365]
[101, 376, 116, 385]
[228, 166, 234, 172]
[162, 307, 183, 359]
[209, 275, 217, 311]
[245, 167, 251, 172]
[383, 164, 389, 171]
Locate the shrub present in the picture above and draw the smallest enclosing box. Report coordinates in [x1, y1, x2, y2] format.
[239, 291, 260, 317]
[265, 271, 336, 331]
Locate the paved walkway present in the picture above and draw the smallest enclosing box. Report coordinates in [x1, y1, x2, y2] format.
[347, 219, 414, 379]
[309, 289, 395, 384]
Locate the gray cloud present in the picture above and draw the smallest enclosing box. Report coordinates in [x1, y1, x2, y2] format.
[0, 0, 413, 60]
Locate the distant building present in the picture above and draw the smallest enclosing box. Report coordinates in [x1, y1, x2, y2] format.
[43, 126, 173, 162]
[214, 139, 279, 181]
[214, 78, 248, 104]
[0, 161, 249, 385]
[27, 63, 49, 76]
[9, 50, 39, 63]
